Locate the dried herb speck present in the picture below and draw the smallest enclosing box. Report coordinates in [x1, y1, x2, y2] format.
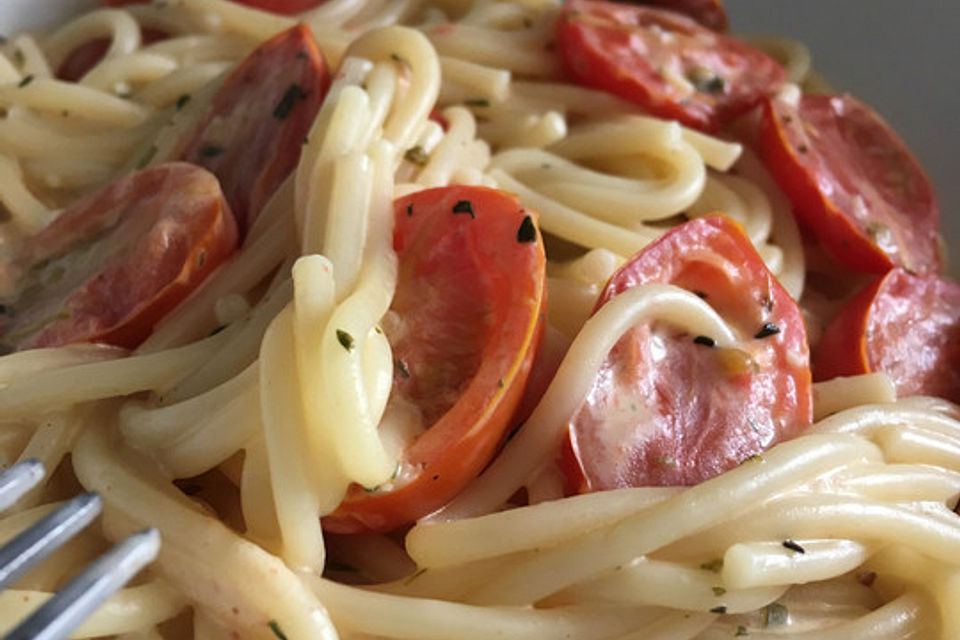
[754, 323, 781, 339]
[452, 200, 475, 218]
[336, 329, 355, 351]
[273, 83, 306, 120]
[516, 215, 536, 243]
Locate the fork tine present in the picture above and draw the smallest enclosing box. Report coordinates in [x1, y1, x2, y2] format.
[4, 528, 161, 640]
[0, 493, 101, 591]
[0, 460, 45, 512]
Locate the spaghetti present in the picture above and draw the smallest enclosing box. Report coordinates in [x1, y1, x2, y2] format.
[0, 1, 957, 639]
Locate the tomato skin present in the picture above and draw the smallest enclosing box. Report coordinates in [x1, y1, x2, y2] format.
[0, 163, 238, 351]
[100, 0, 325, 14]
[324, 186, 547, 533]
[178, 24, 330, 237]
[758, 94, 941, 275]
[814, 269, 960, 403]
[555, 0, 784, 131]
[563, 215, 811, 491]
[629, 0, 728, 30]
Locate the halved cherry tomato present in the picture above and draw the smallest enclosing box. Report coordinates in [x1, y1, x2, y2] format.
[57, 28, 167, 82]
[555, 0, 784, 131]
[99, 0, 326, 15]
[758, 94, 941, 275]
[814, 268, 960, 403]
[0, 163, 238, 351]
[630, 0, 728, 31]
[562, 215, 811, 491]
[323, 186, 547, 533]
[177, 24, 330, 237]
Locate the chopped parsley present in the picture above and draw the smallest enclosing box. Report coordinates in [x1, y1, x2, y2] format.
[336, 329, 355, 351]
[710, 605, 727, 614]
[452, 199, 475, 218]
[200, 145, 225, 158]
[516, 215, 536, 243]
[700, 558, 723, 573]
[754, 323, 781, 339]
[175, 94, 191, 110]
[273, 83, 306, 120]
[404, 145, 429, 165]
[712, 586, 726, 596]
[464, 98, 491, 107]
[17, 74, 34, 88]
[735, 625, 749, 636]
[782, 539, 806, 554]
[268, 620, 289, 640]
[765, 603, 789, 627]
[693, 335, 716, 348]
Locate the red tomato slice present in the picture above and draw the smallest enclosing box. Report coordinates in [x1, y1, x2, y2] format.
[630, 0, 728, 31]
[555, 0, 784, 131]
[814, 269, 960, 403]
[0, 163, 238, 351]
[57, 28, 168, 82]
[178, 24, 330, 237]
[562, 215, 811, 491]
[99, 0, 326, 15]
[323, 186, 547, 533]
[758, 94, 941, 275]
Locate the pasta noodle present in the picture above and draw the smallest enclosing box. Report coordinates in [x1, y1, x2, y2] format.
[0, 1, 956, 639]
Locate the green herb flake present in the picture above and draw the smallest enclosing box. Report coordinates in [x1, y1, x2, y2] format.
[765, 603, 789, 627]
[464, 98, 491, 107]
[693, 335, 716, 348]
[404, 145, 429, 165]
[17, 74, 34, 88]
[688, 69, 725, 94]
[273, 83, 306, 120]
[742, 454, 765, 465]
[712, 586, 726, 596]
[735, 625, 749, 636]
[200, 145, 225, 158]
[497, 379, 505, 389]
[175, 94, 191, 110]
[135, 145, 158, 170]
[452, 199, 475, 218]
[754, 323, 781, 339]
[406, 203, 414, 217]
[710, 605, 727, 614]
[336, 329, 355, 351]
[268, 620, 289, 640]
[516, 215, 537, 243]
[782, 539, 806, 554]
[390, 52, 409, 67]
[700, 559, 723, 573]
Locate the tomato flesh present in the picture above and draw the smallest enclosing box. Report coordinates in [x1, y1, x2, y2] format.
[563, 215, 811, 491]
[814, 269, 960, 403]
[324, 186, 547, 533]
[178, 24, 330, 237]
[758, 94, 941, 275]
[555, 0, 784, 131]
[0, 163, 238, 351]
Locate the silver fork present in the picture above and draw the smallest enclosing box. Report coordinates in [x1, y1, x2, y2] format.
[0, 459, 160, 640]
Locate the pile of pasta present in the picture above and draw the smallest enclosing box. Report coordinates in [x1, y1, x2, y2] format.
[0, 1, 957, 639]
